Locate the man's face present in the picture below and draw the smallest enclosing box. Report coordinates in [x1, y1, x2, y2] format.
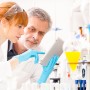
[20, 16, 49, 49]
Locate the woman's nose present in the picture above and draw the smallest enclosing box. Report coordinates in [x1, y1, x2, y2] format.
[20, 28, 24, 35]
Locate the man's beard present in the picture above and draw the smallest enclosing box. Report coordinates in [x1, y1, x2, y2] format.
[23, 42, 39, 50]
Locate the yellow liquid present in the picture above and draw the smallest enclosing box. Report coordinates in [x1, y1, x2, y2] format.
[65, 51, 80, 71]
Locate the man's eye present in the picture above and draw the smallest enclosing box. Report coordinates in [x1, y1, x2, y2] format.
[28, 27, 35, 32]
[31, 28, 35, 31]
[39, 32, 45, 36]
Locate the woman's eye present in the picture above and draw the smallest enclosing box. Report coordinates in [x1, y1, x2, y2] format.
[18, 25, 22, 28]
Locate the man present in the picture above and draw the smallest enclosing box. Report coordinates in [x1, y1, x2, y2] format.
[7, 8, 58, 89]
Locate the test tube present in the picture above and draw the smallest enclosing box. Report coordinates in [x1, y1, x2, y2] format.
[79, 80, 83, 90]
[75, 80, 78, 90]
[82, 80, 86, 90]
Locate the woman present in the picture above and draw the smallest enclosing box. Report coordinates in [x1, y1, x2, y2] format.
[0, 1, 44, 81]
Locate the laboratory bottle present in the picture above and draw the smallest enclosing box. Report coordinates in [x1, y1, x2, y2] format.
[59, 73, 71, 90]
[82, 57, 87, 79]
[65, 72, 72, 90]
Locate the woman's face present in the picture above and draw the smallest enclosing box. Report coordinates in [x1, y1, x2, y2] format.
[7, 23, 25, 43]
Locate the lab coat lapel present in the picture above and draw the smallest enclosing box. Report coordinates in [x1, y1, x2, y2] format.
[1, 40, 8, 61]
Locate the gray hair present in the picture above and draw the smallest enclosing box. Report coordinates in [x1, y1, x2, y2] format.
[27, 7, 52, 30]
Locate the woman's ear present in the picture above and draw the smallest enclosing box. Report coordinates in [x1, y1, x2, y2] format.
[1, 18, 10, 34]
[1, 17, 9, 27]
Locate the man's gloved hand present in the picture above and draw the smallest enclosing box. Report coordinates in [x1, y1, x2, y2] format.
[37, 55, 59, 84]
[15, 49, 45, 64]
[87, 24, 90, 32]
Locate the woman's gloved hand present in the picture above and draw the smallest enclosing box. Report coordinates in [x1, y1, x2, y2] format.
[37, 55, 59, 84]
[15, 49, 45, 64]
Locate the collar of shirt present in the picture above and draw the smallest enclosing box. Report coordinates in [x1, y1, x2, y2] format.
[8, 40, 13, 52]
[7, 40, 18, 60]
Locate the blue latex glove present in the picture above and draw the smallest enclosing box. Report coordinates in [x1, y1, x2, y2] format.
[87, 24, 90, 33]
[37, 55, 59, 84]
[15, 49, 45, 64]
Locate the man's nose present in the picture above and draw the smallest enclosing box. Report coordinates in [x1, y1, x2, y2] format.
[33, 32, 39, 40]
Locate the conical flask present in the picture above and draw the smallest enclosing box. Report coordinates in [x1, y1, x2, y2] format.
[65, 51, 80, 71]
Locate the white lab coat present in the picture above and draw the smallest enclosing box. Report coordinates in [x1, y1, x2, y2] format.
[0, 40, 12, 90]
[12, 59, 43, 90]
[11, 52, 43, 90]
[1, 40, 43, 90]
